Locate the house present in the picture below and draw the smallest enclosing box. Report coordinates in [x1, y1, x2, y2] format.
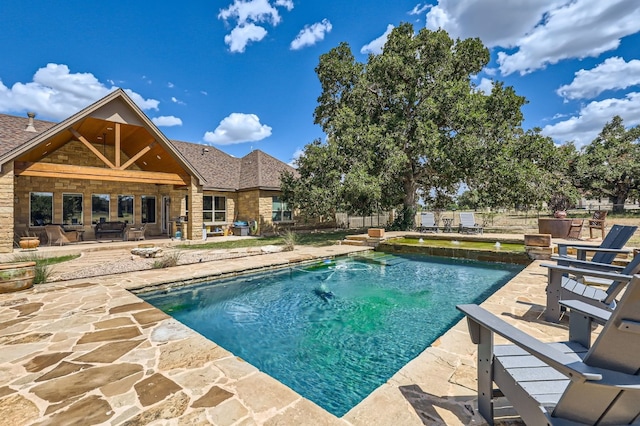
[0, 89, 296, 252]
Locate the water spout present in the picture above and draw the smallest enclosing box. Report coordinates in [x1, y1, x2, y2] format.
[494, 242, 501, 250]
[418, 238, 424, 243]
[452, 240, 460, 245]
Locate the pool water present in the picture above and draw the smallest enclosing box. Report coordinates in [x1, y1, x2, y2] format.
[141, 253, 524, 416]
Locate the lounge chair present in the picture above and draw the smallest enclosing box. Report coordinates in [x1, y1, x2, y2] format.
[418, 212, 438, 233]
[457, 275, 640, 425]
[127, 224, 146, 241]
[555, 224, 637, 264]
[44, 224, 80, 246]
[458, 212, 483, 234]
[542, 254, 640, 322]
[588, 210, 608, 239]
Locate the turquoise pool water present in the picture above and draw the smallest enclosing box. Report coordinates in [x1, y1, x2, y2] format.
[141, 253, 524, 416]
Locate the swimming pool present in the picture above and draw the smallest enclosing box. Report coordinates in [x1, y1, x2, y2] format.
[141, 253, 524, 417]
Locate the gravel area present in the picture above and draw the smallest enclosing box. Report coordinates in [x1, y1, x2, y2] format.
[50, 246, 282, 282]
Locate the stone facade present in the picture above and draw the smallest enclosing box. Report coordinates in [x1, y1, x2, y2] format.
[0, 162, 14, 252]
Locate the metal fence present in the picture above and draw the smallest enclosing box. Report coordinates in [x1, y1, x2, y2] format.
[335, 212, 390, 229]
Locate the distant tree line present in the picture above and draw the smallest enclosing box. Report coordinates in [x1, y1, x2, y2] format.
[280, 23, 640, 229]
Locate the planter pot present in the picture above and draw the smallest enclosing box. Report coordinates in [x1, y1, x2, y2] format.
[19, 237, 40, 250]
[368, 228, 385, 238]
[538, 218, 572, 238]
[0, 261, 36, 293]
[553, 211, 567, 219]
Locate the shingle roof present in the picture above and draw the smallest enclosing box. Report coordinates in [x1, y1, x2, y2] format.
[0, 112, 295, 191]
[0, 113, 56, 157]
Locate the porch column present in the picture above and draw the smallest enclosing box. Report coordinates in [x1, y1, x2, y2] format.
[0, 162, 15, 252]
[187, 180, 204, 240]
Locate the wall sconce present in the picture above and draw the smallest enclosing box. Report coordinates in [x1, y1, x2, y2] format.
[202, 148, 209, 155]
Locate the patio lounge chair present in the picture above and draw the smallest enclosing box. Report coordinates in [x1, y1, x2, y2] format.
[458, 212, 483, 234]
[542, 253, 640, 322]
[457, 274, 640, 425]
[44, 224, 80, 246]
[588, 210, 608, 239]
[418, 212, 438, 233]
[555, 224, 637, 265]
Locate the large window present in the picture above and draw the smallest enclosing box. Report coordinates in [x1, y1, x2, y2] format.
[141, 196, 156, 223]
[63, 193, 83, 225]
[118, 195, 134, 223]
[204, 196, 226, 222]
[272, 196, 292, 222]
[30, 192, 53, 226]
[92, 194, 110, 224]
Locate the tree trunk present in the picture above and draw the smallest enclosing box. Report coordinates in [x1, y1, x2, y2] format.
[401, 175, 418, 230]
[613, 191, 628, 213]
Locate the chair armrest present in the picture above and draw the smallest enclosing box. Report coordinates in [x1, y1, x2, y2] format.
[457, 304, 602, 381]
[588, 219, 606, 225]
[559, 299, 610, 325]
[541, 264, 634, 282]
[550, 257, 626, 272]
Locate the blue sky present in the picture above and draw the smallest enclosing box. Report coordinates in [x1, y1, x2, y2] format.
[1, 1, 639, 165]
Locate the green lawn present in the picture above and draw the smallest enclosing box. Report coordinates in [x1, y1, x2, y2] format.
[177, 230, 358, 250]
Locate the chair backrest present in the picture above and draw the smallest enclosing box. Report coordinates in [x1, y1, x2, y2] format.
[602, 254, 640, 304]
[590, 210, 607, 224]
[591, 224, 638, 264]
[459, 212, 476, 226]
[44, 225, 69, 245]
[420, 213, 435, 227]
[553, 276, 640, 423]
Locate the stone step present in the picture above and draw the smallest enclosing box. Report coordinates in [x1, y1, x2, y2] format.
[341, 239, 365, 246]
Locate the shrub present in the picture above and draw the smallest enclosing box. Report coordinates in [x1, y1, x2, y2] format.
[152, 250, 182, 269]
[281, 230, 297, 251]
[12, 253, 52, 284]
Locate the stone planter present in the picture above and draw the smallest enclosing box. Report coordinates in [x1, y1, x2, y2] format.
[538, 218, 572, 238]
[0, 261, 36, 293]
[19, 237, 40, 250]
[368, 228, 385, 238]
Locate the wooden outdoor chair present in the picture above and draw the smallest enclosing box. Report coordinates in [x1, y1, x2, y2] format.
[588, 210, 607, 239]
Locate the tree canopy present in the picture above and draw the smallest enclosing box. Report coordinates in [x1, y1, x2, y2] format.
[281, 24, 635, 227]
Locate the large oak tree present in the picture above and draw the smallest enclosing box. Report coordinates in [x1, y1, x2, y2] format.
[282, 24, 528, 229]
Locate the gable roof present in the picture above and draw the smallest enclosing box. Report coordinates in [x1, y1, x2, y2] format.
[172, 140, 296, 191]
[0, 91, 296, 191]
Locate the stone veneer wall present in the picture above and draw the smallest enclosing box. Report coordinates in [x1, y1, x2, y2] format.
[186, 180, 203, 240]
[0, 162, 15, 252]
[236, 189, 286, 234]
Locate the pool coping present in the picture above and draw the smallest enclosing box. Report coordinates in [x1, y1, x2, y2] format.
[0, 235, 586, 425]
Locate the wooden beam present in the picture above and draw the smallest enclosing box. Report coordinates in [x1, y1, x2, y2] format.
[119, 141, 156, 170]
[68, 128, 116, 169]
[115, 122, 121, 167]
[15, 162, 189, 186]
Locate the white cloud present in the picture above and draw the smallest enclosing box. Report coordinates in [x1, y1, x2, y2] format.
[497, 0, 640, 76]
[542, 92, 640, 146]
[360, 24, 394, 55]
[152, 116, 183, 127]
[219, 0, 295, 52]
[171, 96, 186, 105]
[475, 78, 494, 94]
[409, 3, 430, 16]
[0, 63, 158, 120]
[203, 113, 272, 145]
[219, 0, 282, 26]
[288, 147, 304, 167]
[425, 0, 564, 48]
[290, 19, 332, 50]
[556, 57, 640, 101]
[274, 0, 294, 11]
[224, 23, 268, 53]
[424, 0, 640, 76]
[167, 82, 175, 88]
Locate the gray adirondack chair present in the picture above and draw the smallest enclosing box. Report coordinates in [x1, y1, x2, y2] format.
[457, 275, 640, 425]
[418, 212, 438, 233]
[542, 253, 640, 322]
[458, 212, 483, 234]
[555, 224, 637, 264]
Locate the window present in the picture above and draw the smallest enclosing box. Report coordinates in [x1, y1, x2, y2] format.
[272, 196, 292, 222]
[141, 196, 156, 223]
[63, 193, 83, 225]
[30, 192, 53, 226]
[214, 196, 226, 222]
[204, 196, 226, 222]
[118, 195, 134, 223]
[91, 194, 110, 224]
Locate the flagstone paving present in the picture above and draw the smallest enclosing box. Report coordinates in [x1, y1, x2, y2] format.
[0, 236, 606, 425]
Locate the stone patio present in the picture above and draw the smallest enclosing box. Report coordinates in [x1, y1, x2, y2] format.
[0, 235, 605, 425]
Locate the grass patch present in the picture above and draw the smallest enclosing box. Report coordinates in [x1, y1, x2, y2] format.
[10, 253, 79, 284]
[177, 230, 358, 250]
[152, 250, 182, 269]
